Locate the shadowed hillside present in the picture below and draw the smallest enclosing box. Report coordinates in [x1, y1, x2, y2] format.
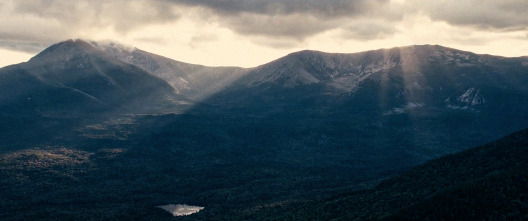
[241, 128, 528, 220]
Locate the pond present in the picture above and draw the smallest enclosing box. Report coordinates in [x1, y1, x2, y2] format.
[157, 204, 205, 217]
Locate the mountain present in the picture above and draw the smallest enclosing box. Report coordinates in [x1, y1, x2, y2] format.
[88, 41, 248, 100]
[119, 45, 528, 219]
[243, 128, 528, 220]
[1, 41, 528, 220]
[0, 39, 187, 116]
[0, 39, 188, 150]
[215, 45, 528, 109]
[201, 45, 528, 154]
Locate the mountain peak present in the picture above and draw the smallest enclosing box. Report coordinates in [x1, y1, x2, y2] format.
[287, 49, 326, 57]
[2, 39, 186, 115]
[28, 39, 102, 64]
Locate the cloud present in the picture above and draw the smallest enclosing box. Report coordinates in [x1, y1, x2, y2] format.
[172, 0, 387, 18]
[14, 0, 179, 32]
[409, 0, 528, 31]
[1, 0, 527, 58]
[189, 34, 219, 48]
[224, 13, 337, 40]
[249, 37, 302, 49]
[134, 37, 169, 45]
[0, 41, 49, 53]
[168, 0, 402, 47]
[0, 0, 180, 53]
[171, 0, 528, 38]
[341, 21, 398, 40]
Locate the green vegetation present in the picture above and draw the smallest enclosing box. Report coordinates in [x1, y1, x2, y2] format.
[245, 129, 528, 220]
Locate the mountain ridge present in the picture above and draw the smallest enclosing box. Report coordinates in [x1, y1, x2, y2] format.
[14, 39, 528, 68]
[1, 39, 528, 219]
[85, 39, 249, 100]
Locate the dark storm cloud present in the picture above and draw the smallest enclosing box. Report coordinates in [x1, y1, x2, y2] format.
[172, 0, 388, 17]
[169, 0, 400, 46]
[173, 0, 528, 43]
[2, 0, 528, 54]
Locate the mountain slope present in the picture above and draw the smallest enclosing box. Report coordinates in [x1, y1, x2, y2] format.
[89, 41, 249, 100]
[200, 45, 528, 157]
[119, 46, 528, 219]
[0, 39, 188, 150]
[242, 128, 528, 220]
[0, 39, 186, 115]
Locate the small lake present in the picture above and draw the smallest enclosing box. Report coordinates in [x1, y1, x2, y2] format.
[157, 204, 204, 217]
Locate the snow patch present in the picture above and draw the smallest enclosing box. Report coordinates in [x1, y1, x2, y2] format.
[157, 204, 204, 217]
[457, 88, 485, 105]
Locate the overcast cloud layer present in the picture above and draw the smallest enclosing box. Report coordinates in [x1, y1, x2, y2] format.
[1, 0, 527, 67]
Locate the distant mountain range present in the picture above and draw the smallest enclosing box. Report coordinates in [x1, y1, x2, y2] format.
[1, 39, 527, 220]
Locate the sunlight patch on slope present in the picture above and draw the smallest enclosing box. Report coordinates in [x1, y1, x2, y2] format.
[0, 147, 95, 183]
[376, 49, 395, 110]
[0, 147, 93, 169]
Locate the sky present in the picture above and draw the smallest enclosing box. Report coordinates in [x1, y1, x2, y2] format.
[1, 0, 528, 68]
